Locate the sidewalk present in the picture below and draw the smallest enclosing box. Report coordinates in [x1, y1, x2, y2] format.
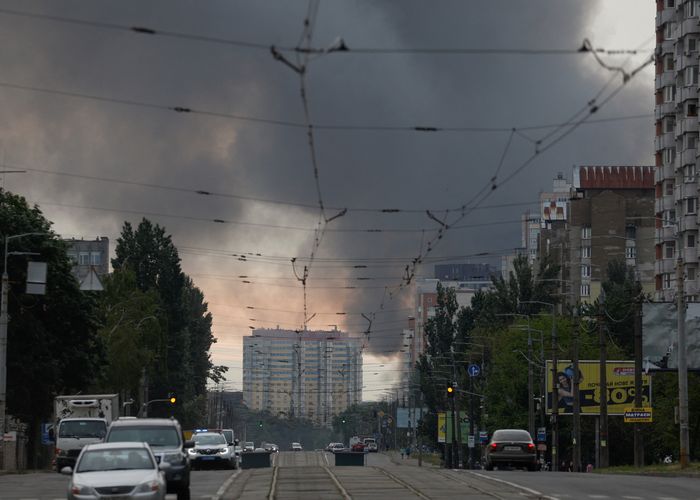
[384, 450, 440, 468]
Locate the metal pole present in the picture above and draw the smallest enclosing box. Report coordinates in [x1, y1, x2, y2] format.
[417, 392, 423, 467]
[599, 310, 609, 468]
[633, 292, 644, 467]
[527, 326, 535, 439]
[450, 394, 457, 469]
[677, 256, 690, 468]
[469, 372, 475, 469]
[0, 261, 8, 440]
[551, 306, 559, 472]
[572, 310, 581, 472]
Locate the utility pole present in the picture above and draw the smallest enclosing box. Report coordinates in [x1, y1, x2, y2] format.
[527, 328, 535, 439]
[598, 306, 609, 469]
[551, 308, 559, 472]
[676, 256, 690, 468]
[633, 290, 644, 467]
[572, 308, 581, 472]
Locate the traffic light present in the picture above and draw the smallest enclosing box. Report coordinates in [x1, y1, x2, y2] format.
[446, 385, 455, 398]
[168, 392, 177, 404]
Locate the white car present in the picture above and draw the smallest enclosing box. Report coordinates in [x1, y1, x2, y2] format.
[188, 432, 237, 470]
[363, 438, 378, 452]
[291, 442, 303, 451]
[64, 441, 167, 499]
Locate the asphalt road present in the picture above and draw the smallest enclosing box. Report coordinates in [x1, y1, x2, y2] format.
[2, 452, 700, 499]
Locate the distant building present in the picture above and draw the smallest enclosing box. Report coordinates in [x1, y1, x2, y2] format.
[540, 166, 655, 306]
[64, 237, 109, 291]
[434, 263, 495, 282]
[242, 328, 362, 427]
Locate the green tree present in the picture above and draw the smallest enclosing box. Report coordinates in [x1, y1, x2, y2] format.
[1, 189, 101, 463]
[95, 269, 163, 404]
[490, 254, 560, 316]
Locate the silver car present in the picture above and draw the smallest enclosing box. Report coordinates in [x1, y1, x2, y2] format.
[63, 441, 167, 499]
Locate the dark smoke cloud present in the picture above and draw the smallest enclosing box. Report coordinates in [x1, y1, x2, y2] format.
[0, 1, 654, 389]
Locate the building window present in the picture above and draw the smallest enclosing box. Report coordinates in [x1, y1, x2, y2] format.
[625, 246, 637, 259]
[690, 37, 698, 52]
[90, 252, 101, 266]
[78, 252, 89, 265]
[664, 116, 676, 133]
[687, 66, 700, 86]
[667, 0, 676, 8]
[689, 234, 696, 248]
[581, 265, 591, 278]
[665, 22, 675, 40]
[581, 226, 591, 240]
[687, 133, 699, 149]
[664, 85, 676, 102]
[688, 267, 697, 281]
[665, 55, 675, 72]
[685, 164, 697, 181]
[581, 246, 592, 259]
[689, 102, 698, 117]
[688, 197, 697, 214]
[580, 284, 591, 297]
[666, 242, 676, 259]
[663, 273, 672, 289]
[664, 147, 676, 165]
[663, 209, 677, 226]
[67, 252, 78, 264]
[666, 181, 675, 195]
[686, 0, 699, 17]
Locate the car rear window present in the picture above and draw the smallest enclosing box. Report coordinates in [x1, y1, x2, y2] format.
[492, 430, 531, 442]
[107, 426, 181, 448]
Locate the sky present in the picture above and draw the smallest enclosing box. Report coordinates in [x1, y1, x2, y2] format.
[0, 1, 655, 400]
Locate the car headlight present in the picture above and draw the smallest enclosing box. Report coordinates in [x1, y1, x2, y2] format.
[136, 480, 161, 493]
[219, 448, 229, 455]
[164, 452, 187, 464]
[70, 483, 94, 495]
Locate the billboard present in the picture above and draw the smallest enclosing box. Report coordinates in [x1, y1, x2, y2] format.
[396, 407, 428, 429]
[545, 360, 651, 416]
[437, 411, 470, 443]
[642, 302, 700, 370]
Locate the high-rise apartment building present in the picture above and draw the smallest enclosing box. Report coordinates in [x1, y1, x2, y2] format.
[242, 328, 362, 426]
[64, 237, 109, 291]
[655, 0, 700, 301]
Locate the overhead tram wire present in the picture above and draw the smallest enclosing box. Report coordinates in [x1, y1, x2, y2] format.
[0, 79, 651, 136]
[0, 7, 650, 57]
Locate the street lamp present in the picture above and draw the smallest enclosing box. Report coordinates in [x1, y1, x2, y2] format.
[1, 232, 47, 439]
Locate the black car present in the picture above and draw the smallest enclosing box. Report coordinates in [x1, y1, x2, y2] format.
[105, 417, 194, 499]
[484, 429, 537, 471]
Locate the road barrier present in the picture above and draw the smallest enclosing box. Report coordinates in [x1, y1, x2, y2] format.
[334, 451, 365, 466]
[240, 451, 272, 468]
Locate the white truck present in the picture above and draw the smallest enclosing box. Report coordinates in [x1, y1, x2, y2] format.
[52, 394, 119, 472]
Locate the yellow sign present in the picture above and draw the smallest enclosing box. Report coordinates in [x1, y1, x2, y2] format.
[437, 412, 446, 443]
[624, 407, 653, 423]
[545, 360, 651, 416]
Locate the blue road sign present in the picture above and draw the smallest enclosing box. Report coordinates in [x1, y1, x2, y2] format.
[468, 364, 481, 377]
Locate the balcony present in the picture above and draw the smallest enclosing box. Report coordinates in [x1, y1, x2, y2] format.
[655, 101, 677, 118]
[680, 147, 697, 165]
[683, 18, 700, 35]
[655, 71, 676, 89]
[677, 117, 700, 136]
[682, 245, 698, 262]
[679, 213, 698, 231]
[656, 9, 675, 27]
[655, 258, 676, 275]
[655, 164, 673, 182]
[656, 225, 677, 241]
[655, 132, 677, 151]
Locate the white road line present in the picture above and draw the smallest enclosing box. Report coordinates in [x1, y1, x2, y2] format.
[212, 468, 241, 500]
[323, 451, 330, 467]
[622, 497, 643, 499]
[658, 497, 680, 500]
[588, 496, 609, 499]
[267, 466, 279, 500]
[467, 471, 559, 500]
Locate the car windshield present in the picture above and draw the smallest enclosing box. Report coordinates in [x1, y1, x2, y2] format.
[58, 420, 106, 439]
[194, 434, 226, 445]
[245, 442, 254, 447]
[106, 426, 181, 448]
[77, 448, 154, 472]
[222, 430, 233, 443]
[492, 430, 531, 442]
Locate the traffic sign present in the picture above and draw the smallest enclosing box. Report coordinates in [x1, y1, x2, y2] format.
[468, 364, 481, 377]
[624, 407, 652, 423]
[537, 427, 546, 442]
[468, 435, 475, 448]
[479, 431, 488, 444]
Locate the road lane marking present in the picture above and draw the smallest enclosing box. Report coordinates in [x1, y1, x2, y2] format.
[622, 497, 643, 499]
[323, 451, 330, 466]
[322, 466, 352, 500]
[213, 468, 241, 500]
[588, 496, 609, 499]
[267, 465, 279, 500]
[467, 471, 559, 500]
[374, 467, 430, 500]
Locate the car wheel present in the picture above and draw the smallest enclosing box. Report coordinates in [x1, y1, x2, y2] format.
[176, 486, 191, 500]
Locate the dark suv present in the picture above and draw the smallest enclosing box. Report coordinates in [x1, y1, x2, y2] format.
[105, 417, 193, 499]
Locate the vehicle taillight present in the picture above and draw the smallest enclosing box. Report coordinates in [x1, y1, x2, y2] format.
[490, 442, 498, 450]
[527, 443, 535, 452]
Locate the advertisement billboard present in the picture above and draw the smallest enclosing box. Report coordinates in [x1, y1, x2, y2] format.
[545, 360, 651, 416]
[436, 411, 469, 443]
